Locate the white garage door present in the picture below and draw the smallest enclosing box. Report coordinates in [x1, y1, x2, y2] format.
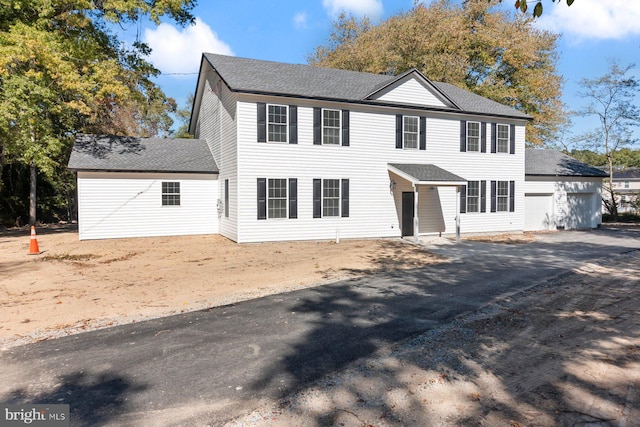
[525, 194, 554, 231]
[565, 193, 593, 229]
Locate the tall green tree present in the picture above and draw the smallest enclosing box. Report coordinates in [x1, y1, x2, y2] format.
[0, 0, 195, 226]
[574, 62, 640, 220]
[309, 0, 566, 147]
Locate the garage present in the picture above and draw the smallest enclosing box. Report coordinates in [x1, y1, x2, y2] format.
[565, 193, 594, 229]
[525, 149, 607, 232]
[524, 193, 554, 231]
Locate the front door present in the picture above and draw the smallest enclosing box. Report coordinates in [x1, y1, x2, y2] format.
[401, 192, 414, 237]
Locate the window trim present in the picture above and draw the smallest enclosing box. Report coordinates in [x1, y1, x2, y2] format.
[466, 181, 480, 213]
[322, 178, 341, 217]
[496, 180, 509, 212]
[496, 123, 510, 153]
[403, 115, 420, 150]
[321, 108, 342, 145]
[466, 121, 481, 152]
[267, 178, 288, 219]
[161, 181, 181, 206]
[267, 103, 288, 143]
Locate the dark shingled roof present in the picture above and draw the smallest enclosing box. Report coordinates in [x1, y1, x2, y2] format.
[525, 149, 607, 177]
[203, 53, 531, 120]
[613, 168, 640, 180]
[389, 163, 466, 183]
[68, 134, 218, 173]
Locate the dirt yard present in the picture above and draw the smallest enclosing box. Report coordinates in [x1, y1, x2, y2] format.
[0, 227, 444, 348]
[226, 250, 640, 427]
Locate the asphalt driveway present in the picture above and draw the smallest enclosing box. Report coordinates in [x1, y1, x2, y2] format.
[0, 227, 638, 426]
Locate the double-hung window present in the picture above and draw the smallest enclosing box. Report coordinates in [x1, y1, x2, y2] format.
[268, 104, 288, 142]
[496, 181, 509, 212]
[322, 109, 341, 145]
[403, 116, 419, 149]
[467, 181, 480, 213]
[268, 179, 287, 219]
[467, 122, 480, 152]
[162, 182, 180, 206]
[323, 179, 340, 217]
[496, 124, 509, 153]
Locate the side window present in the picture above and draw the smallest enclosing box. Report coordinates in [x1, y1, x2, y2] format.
[322, 109, 341, 145]
[496, 124, 509, 153]
[467, 122, 480, 152]
[267, 104, 288, 143]
[161, 182, 180, 206]
[403, 116, 419, 149]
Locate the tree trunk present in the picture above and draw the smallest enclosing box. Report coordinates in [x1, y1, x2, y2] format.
[607, 154, 618, 221]
[29, 162, 37, 226]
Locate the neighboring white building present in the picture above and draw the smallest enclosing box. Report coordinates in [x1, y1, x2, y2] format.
[609, 169, 640, 214]
[69, 54, 603, 242]
[524, 149, 607, 231]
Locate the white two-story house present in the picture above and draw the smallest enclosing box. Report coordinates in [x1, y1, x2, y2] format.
[69, 53, 532, 242]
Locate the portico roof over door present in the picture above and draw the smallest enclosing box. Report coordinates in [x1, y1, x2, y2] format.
[388, 163, 467, 243]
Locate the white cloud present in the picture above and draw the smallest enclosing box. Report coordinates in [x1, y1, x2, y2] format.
[293, 12, 308, 29]
[322, 0, 383, 18]
[535, 0, 640, 40]
[143, 18, 233, 75]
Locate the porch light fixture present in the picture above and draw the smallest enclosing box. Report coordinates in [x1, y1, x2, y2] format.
[389, 180, 396, 191]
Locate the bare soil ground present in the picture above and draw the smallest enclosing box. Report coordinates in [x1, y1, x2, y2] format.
[226, 251, 640, 427]
[0, 226, 443, 348]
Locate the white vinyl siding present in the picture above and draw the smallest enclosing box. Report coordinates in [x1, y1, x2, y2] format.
[76, 172, 218, 240]
[372, 76, 449, 107]
[235, 95, 526, 242]
[322, 109, 341, 145]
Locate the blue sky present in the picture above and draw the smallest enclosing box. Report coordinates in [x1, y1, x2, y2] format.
[126, 0, 640, 146]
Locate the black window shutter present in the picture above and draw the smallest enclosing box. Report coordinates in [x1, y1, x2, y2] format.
[313, 108, 321, 145]
[460, 120, 466, 152]
[257, 178, 266, 220]
[224, 179, 229, 217]
[509, 180, 515, 212]
[396, 115, 403, 149]
[289, 178, 297, 219]
[460, 185, 467, 213]
[481, 122, 487, 153]
[480, 180, 487, 213]
[510, 124, 516, 154]
[342, 110, 350, 146]
[490, 180, 497, 213]
[341, 179, 349, 218]
[313, 179, 321, 218]
[419, 116, 426, 150]
[289, 105, 297, 144]
[257, 103, 266, 143]
[491, 123, 497, 153]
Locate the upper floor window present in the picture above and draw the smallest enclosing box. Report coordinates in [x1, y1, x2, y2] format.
[467, 122, 480, 152]
[323, 109, 341, 145]
[496, 124, 509, 153]
[403, 116, 419, 149]
[268, 104, 288, 142]
[162, 182, 180, 206]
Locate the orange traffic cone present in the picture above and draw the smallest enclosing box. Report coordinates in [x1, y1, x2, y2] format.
[28, 226, 40, 255]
